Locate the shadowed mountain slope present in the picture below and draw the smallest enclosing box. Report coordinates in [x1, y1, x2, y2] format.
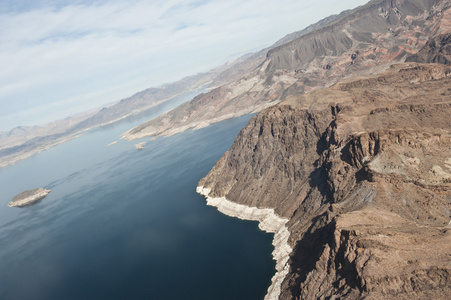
[406, 32, 451, 64]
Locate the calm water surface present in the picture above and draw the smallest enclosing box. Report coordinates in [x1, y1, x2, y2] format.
[0, 90, 275, 300]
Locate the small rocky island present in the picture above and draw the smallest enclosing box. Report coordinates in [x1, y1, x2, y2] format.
[8, 188, 51, 207]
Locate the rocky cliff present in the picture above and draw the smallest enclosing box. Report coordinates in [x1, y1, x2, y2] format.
[198, 63, 451, 299]
[122, 0, 451, 141]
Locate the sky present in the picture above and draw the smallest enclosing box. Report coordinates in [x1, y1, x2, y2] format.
[0, 0, 369, 131]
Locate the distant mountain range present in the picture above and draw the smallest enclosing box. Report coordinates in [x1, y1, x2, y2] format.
[0, 5, 352, 168]
[0, 53, 254, 167]
[122, 0, 450, 141]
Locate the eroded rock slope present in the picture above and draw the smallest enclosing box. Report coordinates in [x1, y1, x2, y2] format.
[199, 63, 451, 299]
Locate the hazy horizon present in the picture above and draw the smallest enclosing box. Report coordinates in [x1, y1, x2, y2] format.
[0, 0, 368, 132]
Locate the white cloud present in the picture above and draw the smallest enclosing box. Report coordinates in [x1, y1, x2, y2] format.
[0, 0, 368, 130]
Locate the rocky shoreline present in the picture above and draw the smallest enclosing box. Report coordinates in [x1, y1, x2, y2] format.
[196, 186, 292, 300]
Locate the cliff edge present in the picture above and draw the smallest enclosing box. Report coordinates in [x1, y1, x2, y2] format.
[198, 62, 451, 299]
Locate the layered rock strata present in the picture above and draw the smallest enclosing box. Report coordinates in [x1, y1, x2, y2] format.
[8, 188, 51, 207]
[198, 63, 451, 299]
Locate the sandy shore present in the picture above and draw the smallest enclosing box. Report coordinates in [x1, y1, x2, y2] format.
[196, 186, 292, 300]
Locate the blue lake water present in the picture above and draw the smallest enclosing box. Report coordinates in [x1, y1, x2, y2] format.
[0, 89, 275, 300]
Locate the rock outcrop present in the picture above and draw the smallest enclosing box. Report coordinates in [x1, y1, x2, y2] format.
[198, 63, 451, 299]
[8, 188, 51, 207]
[406, 33, 451, 65]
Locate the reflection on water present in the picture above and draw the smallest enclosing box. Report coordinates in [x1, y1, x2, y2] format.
[0, 90, 274, 300]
